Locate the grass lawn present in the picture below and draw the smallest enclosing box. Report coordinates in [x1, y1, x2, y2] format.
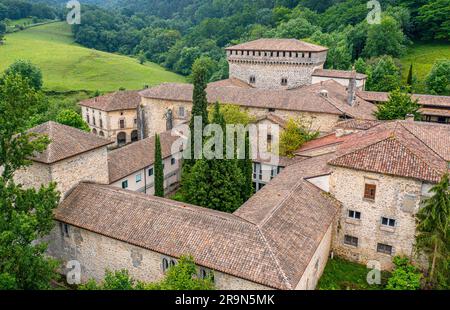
[0, 22, 185, 92]
[317, 256, 390, 290]
[400, 42, 450, 93]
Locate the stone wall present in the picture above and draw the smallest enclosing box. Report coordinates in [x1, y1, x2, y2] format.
[311, 76, 366, 90]
[330, 167, 427, 270]
[14, 161, 51, 190]
[51, 147, 110, 198]
[295, 224, 333, 290]
[47, 224, 271, 290]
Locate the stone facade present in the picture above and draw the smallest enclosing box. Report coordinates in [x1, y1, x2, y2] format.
[81, 106, 139, 147]
[227, 50, 327, 89]
[14, 147, 109, 198]
[47, 224, 272, 290]
[329, 167, 430, 269]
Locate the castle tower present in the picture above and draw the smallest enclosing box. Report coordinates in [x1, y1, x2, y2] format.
[226, 39, 328, 89]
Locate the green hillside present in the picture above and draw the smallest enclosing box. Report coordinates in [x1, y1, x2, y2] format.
[400, 42, 450, 92]
[0, 22, 185, 92]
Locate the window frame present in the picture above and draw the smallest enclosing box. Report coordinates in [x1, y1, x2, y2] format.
[348, 210, 361, 220]
[364, 184, 377, 200]
[377, 243, 393, 255]
[344, 235, 358, 247]
[381, 217, 396, 227]
[135, 173, 142, 183]
[122, 180, 128, 189]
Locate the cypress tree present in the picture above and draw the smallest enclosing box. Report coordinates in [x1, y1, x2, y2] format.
[154, 133, 164, 197]
[184, 62, 209, 169]
[240, 130, 254, 201]
[407, 64, 413, 89]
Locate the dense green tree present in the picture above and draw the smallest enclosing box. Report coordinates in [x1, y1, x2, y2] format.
[354, 58, 368, 74]
[309, 30, 352, 70]
[269, 17, 320, 39]
[240, 131, 254, 201]
[416, 173, 450, 289]
[3, 60, 43, 90]
[0, 73, 60, 289]
[56, 109, 90, 132]
[426, 60, 450, 95]
[279, 118, 319, 158]
[375, 89, 421, 121]
[416, 0, 450, 41]
[386, 256, 422, 290]
[183, 103, 244, 213]
[366, 56, 402, 92]
[363, 16, 407, 58]
[0, 21, 6, 41]
[154, 133, 164, 197]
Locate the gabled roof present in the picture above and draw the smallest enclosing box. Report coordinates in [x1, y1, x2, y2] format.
[108, 130, 182, 183]
[357, 91, 450, 108]
[313, 69, 367, 80]
[57, 154, 340, 290]
[329, 121, 450, 183]
[140, 80, 376, 120]
[226, 39, 328, 52]
[28, 121, 112, 164]
[79, 91, 141, 112]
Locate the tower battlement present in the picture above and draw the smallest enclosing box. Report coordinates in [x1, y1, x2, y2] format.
[226, 39, 328, 89]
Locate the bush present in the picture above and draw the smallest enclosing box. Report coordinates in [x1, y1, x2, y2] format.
[386, 256, 422, 290]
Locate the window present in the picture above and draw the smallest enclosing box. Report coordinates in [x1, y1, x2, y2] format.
[267, 134, 273, 144]
[134, 118, 137, 125]
[170, 259, 177, 267]
[148, 168, 154, 177]
[377, 243, 393, 255]
[344, 235, 358, 247]
[179, 106, 185, 118]
[93, 117, 96, 126]
[364, 184, 376, 200]
[171, 157, 176, 165]
[162, 258, 169, 273]
[136, 173, 142, 183]
[60, 223, 70, 237]
[119, 119, 125, 129]
[199, 268, 214, 281]
[99, 119, 103, 128]
[381, 217, 396, 227]
[249, 75, 256, 84]
[86, 115, 90, 124]
[348, 210, 361, 220]
[281, 78, 288, 86]
[268, 108, 276, 113]
[271, 167, 277, 179]
[122, 180, 128, 189]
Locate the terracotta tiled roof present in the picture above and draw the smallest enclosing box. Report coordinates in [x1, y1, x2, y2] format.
[296, 133, 352, 154]
[108, 130, 182, 183]
[357, 91, 450, 108]
[256, 113, 288, 128]
[208, 78, 254, 89]
[79, 91, 141, 112]
[313, 69, 367, 80]
[226, 39, 328, 52]
[334, 119, 382, 131]
[140, 80, 376, 120]
[420, 108, 450, 117]
[28, 121, 112, 164]
[56, 179, 337, 290]
[329, 121, 450, 183]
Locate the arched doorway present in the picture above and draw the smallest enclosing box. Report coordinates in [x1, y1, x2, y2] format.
[131, 130, 138, 142]
[92, 128, 97, 135]
[117, 132, 126, 146]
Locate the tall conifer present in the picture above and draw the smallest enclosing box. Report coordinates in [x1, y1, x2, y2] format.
[154, 133, 164, 197]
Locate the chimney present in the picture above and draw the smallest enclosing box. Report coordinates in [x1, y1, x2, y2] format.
[405, 114, 415, 122]
[319, 89, 329, 98]
[347, 68, 357, 106]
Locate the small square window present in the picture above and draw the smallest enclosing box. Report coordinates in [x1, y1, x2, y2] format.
[364, 184, 376, 200]
[377, 243, 393, 255]
[122, 180, 128, 189]
[249, 76, 256, 84]
[136, 174, 142, 183]
[381, 217, 396, 227]
[348, 210, 361, 219]
[281, 78, 288, 86]
[148, 168, 154, 176]
[171, 158, 176, 165]
[344, 235, 358, 247]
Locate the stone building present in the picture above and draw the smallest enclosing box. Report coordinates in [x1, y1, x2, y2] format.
[358, 91, 450, 125]
[225, 38, 328, 89]
[14, 121, 111, 197]
[79, 91, 141, 146]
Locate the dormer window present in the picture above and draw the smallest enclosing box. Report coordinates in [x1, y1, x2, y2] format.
[249, 75, 256, 84]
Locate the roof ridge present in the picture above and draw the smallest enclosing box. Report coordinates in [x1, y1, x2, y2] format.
[256, 228, 292, 290]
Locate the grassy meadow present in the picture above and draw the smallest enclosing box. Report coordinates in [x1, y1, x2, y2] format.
[0, 22, 185, 92]
[400, 42, 450, 93]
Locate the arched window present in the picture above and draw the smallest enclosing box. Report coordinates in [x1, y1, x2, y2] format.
[92, 128, 97, 135]
[131, 130, 138, 142]
[117, 132, 126, 146]
[162, 258, 169, 273]
[170, 259, 177, 267]
[99, 131, 104, 137]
